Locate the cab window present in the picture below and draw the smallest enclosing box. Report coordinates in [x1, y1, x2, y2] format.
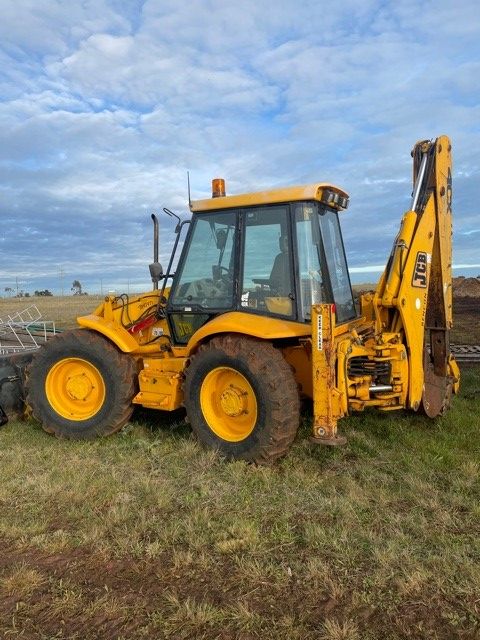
[241, 206, 293, 318]
[294, 203, 325, 320]
[170, 211, 236, 309]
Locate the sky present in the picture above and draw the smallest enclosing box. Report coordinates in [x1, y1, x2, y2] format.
[1, 0, 479, 296]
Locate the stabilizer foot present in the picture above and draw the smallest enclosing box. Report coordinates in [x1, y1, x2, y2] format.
[309, 435, 347, 447]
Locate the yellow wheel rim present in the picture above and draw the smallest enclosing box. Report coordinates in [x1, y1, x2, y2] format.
[200, 367, 257, 442]
[45, 358, 106, 421]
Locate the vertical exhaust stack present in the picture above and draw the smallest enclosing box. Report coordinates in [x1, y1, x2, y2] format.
[149, 213, 163, 290]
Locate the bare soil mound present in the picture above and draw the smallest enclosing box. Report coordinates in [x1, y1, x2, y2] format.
[453, 276, 480, 298]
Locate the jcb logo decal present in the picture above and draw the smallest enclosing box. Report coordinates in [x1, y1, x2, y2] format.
[412, 252, 428, 288]
[446, 167, 452, 215]
[177, 321, 193, 337]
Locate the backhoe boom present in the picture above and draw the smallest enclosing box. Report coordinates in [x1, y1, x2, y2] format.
[312, 136, 459, 444]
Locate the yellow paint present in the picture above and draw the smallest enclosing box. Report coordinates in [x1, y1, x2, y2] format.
[185, 312, 310, 355]
[190, 183, 349, 212]
[449, 356, 461, 394]
[200, 366, 257, 442]
[281, 345, 312, 398]
[311, 304, 344, 440]
[45, 357, 106, 421]
[133, 356, 186, 411]
[77, 315, 140, 352]
[77, 289, 171, 355]
[381, 211, 418, 306]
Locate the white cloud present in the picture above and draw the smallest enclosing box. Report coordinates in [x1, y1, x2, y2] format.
[0, 0, 479, 294]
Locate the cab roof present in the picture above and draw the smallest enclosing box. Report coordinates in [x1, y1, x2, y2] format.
[190, 183, 349, 213]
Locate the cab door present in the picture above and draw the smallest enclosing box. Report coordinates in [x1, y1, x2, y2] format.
[239, 205, 296, 319]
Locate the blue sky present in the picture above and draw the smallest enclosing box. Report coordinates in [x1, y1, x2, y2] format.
[1, 0, 479, 295]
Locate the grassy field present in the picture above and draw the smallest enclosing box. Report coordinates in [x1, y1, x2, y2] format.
[0, 368, 479, 639]
[1, 293, 479, 343]
[0, 295, 106, 331]
[0, 294, 479, 638]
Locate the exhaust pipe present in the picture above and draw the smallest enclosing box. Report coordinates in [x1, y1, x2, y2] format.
[149, 213, 163, 290]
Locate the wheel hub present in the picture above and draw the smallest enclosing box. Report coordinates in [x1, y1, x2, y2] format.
[66, 373, 94, 401]
[220, 385, 247, 417]
[45, 357, 106, 421]
[200, 366, 257, 442]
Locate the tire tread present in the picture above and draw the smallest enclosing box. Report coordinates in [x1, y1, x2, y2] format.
[26, 329, 137, 439]
[185, 334, 300, 464]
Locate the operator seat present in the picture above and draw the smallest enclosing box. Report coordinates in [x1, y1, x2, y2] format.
[269, 235, 290, 295]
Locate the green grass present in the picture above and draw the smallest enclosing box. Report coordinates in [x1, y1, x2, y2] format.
[0, 367, 479, 639]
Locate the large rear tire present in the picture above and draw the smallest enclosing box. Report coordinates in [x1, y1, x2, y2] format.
[26, 330, 137, 439]
[184, 335, 300, 464]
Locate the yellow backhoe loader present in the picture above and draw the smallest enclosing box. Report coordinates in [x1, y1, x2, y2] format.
[21, 135, 459, 463]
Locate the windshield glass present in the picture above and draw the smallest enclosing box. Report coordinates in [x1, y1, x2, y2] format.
[169, 211, 236, 309]
[318, 205, 356, 323]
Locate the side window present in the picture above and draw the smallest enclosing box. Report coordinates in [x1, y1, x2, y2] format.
[170, 212, 236, 309]
[241, 207, 293, 317]
[319, 208, 356, 323]
[294, 203, 325, 320]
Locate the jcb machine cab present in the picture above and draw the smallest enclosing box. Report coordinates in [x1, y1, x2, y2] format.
[26, 136, 459, 464]
[168, 181, 355, 341]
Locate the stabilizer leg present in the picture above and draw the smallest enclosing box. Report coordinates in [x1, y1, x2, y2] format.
[311, 304, 346, 446]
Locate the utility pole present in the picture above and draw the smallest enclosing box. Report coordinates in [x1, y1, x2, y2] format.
[59, 267, 65, 296]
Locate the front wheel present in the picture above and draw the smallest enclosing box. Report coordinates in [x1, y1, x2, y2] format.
[184, 335, 300, 464]
[26, 329, 137, 439]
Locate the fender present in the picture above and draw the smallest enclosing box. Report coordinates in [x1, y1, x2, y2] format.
[185, 311, 310, 355]
[77, 314, 139, 352]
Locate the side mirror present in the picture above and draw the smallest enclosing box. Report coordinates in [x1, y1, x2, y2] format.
[149, 262, 163, 282]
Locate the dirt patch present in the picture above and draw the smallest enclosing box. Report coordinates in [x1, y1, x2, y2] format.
[453, 276, 480, 298]
[1, 537, 478, 639]
[1, 539, 307, 639]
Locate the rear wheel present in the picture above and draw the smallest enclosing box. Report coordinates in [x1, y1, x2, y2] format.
[184, 335, 300, 464]
[26, 329, 137, 439]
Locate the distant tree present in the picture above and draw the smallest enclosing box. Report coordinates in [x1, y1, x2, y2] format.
[71, 279, 83, 295]
[25, 292, 30, 297]
[4, 286, 13, 297]
[34, 289, 53, 297]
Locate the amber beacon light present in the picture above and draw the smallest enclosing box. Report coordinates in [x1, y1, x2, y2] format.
[212, 178, 226, 198]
